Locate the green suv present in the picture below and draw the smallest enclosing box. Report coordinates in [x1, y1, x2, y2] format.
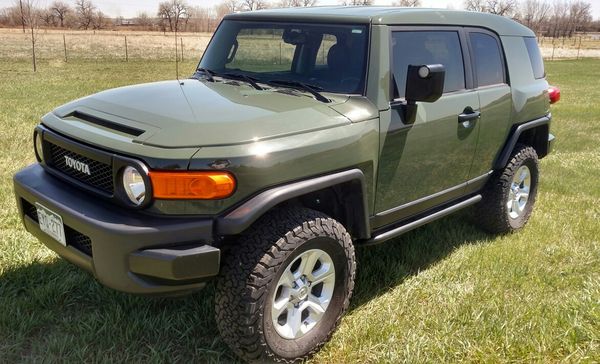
[14, 7, 559, 363]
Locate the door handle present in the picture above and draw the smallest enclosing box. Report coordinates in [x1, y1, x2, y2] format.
[458, 110, 481, 123]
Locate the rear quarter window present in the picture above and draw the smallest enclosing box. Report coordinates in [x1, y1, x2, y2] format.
[524, 37, 545, 79]
[469, 32, 505, 87]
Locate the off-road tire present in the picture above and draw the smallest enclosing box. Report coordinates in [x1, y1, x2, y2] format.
[215, 207, 356, 363]
[474, 144, 539, 234]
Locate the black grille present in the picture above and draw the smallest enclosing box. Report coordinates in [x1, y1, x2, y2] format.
[23, 199, 38, 223]
[21, 199, 93, 257]
[65, 226, 93, 256]
[47, 141, 114, 194]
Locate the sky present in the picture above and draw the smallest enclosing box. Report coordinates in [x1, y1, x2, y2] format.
[1, 0, 599, 20]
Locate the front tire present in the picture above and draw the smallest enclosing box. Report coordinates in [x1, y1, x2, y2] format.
[474, 144, 539, 234]
[215, 207, 356, 363]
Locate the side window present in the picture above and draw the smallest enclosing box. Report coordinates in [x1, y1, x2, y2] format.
[469, 32, 505, 87]
[391, 31, 465, 98]
[524, 37, 545, 79]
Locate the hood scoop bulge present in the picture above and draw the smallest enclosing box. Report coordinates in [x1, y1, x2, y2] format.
[66, 111, 146, 137]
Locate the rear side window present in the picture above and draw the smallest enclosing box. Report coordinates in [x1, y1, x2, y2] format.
[391, 31, 465, 98]
[524, 37, 545, 79]
[469, 32, 505, 87]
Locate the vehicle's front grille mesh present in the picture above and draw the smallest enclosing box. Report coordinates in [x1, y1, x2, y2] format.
[47, 141, 114, 194]
[23, 199, 38, 223]
[21, 199, 94, 257]
[65, 226, 93, 256]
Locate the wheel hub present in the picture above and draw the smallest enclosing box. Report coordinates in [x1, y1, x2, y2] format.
[271, 249, 336, 339]
[507, 165, 531, 220]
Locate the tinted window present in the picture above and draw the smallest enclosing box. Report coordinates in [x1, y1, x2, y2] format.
[391, 31, 465, 98]
[469, 32, 505, 86]
[524, 37, 545, 79]
[201, 20, 369, 94]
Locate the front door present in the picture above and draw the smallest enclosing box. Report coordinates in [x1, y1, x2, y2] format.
[374, 28, 480, 227]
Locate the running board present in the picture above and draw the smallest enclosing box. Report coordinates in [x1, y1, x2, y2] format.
[362, 195, 482, 246]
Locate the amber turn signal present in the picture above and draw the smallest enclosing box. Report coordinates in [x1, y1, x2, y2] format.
[149, 171, 235, 200]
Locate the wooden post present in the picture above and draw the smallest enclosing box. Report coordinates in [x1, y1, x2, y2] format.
[175, 28, 179, 80]
[576, 36, 582, 60]
[180, 37, 184, 62]
[124, 35, 128, 62]
[551, 39, 555, 61]
[30, 26, 36, 72]
[63, 34, 68, 62]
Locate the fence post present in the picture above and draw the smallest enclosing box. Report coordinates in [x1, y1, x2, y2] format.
[124, 35, 128, 62]
[576, 36, 582, 60]
[551, 39, 555, 61]
[63, 34, 67, 62]
[180, 37, 184, 62]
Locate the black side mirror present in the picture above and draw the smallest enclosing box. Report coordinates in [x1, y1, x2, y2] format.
[401, 64, 445, 124]
[405, 64, 445, 102]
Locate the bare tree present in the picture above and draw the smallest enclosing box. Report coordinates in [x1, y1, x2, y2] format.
[136, 11, 154, 30]
[521, 0, 551, 33]
[74, 0, 95, 30]
[464, 0, 517, 16]
[16, 0, 26, 32]
[464, 0, 487, 12]
[18, 0, 39, 71]
[485, 0, 518, 16]
[393, 0, 421, 6]
[280, 0, 318, 6]
[568, 0, 592, 35]
[92, 9, 108, 29]
[241, 0, 269, 11]
[39, 8, 57, 26]
[340, 0, 373, 5]
[158, 0, 190, 32]
[50, 1, 71, 27]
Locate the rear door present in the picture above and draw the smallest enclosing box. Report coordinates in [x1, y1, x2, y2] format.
[374, 28, 480, 226]
[466, 29, 513, 179]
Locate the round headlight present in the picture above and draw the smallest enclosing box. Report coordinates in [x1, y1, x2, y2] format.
[122, 166, 147, 206]
[34, 131, 44, 162]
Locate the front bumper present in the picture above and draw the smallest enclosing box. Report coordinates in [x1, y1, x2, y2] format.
[14, 164, 220, 295]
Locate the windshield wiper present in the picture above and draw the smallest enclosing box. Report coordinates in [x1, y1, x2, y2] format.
[194, 67, 215, 82]
[221, 72, 264, 90]
[267, 79, 330, 103]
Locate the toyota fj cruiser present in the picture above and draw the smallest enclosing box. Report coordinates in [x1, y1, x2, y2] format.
[14, 7, 559, 363]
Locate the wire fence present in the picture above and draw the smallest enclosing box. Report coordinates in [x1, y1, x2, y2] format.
[1, 28, 212, 61]
[2, 28, 600, 63]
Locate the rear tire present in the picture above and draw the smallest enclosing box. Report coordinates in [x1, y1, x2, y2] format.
[215, 207, 356, 363]
[474, 144, 539, 234]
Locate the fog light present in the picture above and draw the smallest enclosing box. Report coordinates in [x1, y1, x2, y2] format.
[122, 166, 147, 206]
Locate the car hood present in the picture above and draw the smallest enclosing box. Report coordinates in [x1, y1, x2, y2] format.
[52, 79, 353, 148]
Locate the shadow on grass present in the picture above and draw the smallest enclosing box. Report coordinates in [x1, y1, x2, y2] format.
[0, 212, 493, 362]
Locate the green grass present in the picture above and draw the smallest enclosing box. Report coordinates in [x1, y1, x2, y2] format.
[1, 58, 599, 363]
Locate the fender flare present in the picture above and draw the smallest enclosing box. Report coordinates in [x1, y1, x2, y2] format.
[216, 169, 371, 239]
[493, 114, 551, 170]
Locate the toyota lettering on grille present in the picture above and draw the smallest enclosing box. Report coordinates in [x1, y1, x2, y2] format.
[64, 155, 91, 176]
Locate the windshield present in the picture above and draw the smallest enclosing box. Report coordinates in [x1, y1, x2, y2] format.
[199, 20, 369, 95]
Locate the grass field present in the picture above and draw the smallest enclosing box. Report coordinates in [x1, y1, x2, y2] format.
[0, 58, 599, 363]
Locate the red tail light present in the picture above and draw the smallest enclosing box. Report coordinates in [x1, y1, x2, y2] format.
[548, 86, 560, 104]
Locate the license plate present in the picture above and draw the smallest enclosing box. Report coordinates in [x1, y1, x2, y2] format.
[36, 203, 66, 246]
